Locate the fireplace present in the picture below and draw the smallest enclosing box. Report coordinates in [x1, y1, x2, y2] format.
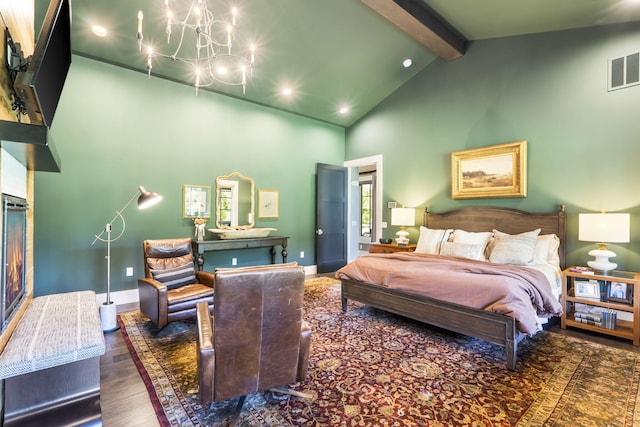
[1, 194, 27, 331]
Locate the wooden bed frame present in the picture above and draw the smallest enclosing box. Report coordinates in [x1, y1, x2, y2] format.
[341, 205, 566, 370]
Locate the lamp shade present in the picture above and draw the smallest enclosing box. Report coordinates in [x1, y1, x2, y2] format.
[138, 186, 163, 209]
[391, 207, 415, 227]
[578, 213, 630, 243]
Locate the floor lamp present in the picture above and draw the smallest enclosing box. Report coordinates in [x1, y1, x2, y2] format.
[92, 186, 162, 332]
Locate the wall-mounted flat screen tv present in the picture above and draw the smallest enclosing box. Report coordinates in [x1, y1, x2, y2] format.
[13, 0, 72, 127]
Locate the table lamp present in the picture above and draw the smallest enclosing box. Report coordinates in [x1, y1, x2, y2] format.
[578, 211, 630, 272]
[391, 207, 415, 246]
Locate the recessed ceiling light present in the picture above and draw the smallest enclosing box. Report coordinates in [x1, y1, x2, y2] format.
[402, 58, 412, 68]
[339, 106, 350, 115]
[282, 87, 293, 96]
[91, 25, 107, 37]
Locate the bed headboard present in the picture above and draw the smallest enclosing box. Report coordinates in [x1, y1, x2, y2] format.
[424, 205, 566, 269]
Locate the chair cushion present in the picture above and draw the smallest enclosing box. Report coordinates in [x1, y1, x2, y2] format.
[167, 284, 214, 308]
[150, 262, 197, 289]
[146, 254, 193, 272]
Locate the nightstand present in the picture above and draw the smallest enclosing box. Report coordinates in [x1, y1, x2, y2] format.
[561, 267, 640, 345]
[369, 243, 417, 254]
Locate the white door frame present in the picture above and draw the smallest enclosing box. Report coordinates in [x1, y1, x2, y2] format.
[344, 155, 383, 262]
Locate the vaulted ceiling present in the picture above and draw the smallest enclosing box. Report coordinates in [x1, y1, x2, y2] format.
[59, 0, 640, 127]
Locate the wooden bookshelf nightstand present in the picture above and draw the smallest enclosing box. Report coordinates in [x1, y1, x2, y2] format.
[368, 243, 416, 254]
[561, 267, 640, 345]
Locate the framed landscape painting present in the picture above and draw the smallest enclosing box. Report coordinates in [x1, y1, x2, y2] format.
[451, 140, 527, 199]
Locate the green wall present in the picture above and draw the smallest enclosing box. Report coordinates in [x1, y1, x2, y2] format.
[34, 56, 344, 297]
[347, 23, 640, 271]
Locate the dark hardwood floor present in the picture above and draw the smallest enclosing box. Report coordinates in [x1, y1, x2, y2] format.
[100, 303, 159, 427]
[99, 304, 640, 426]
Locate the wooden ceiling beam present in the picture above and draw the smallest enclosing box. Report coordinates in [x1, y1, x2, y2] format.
[361, 0, 465, 61]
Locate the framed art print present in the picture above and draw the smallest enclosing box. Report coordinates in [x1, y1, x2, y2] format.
[258, 190, 279, 219]
[183, 184, 212, 218]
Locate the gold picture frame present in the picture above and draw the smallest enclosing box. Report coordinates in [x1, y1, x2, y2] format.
[258, 190, 279, 219]
[183, 184, 212, 218]
[451, 140, 527, 199]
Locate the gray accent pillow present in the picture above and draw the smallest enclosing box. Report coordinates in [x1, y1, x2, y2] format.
[440, 242, 486, 260]
[151, 262, 197, 289]
[488, 228, 541, 265]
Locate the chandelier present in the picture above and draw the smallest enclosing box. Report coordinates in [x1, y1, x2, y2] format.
[136, 1, 255, 95]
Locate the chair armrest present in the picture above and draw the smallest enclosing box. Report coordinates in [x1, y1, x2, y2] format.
[138, 278, 168, 328]
[138, 277, 167, 292]
[196, 301, 215, 406]
[195, 270, 215, 288]
[297, 319, 312, 382]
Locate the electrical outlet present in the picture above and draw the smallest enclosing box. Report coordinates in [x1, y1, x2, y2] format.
[126, 267, 133, 277]
[232, 258, 237, 266]
[300, 251, 304, 258]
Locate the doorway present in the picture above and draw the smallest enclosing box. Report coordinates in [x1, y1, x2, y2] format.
[344, 155, 383, 263]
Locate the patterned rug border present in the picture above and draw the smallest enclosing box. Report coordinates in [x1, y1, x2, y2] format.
[120, 277, 640, 426]
[118, 315, 171, 427]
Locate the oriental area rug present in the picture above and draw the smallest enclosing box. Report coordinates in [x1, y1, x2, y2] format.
[119, 277, 640, 426]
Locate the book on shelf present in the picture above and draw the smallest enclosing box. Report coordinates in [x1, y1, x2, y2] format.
[569, 266, 594, 275]
[602, 309, 617, 329]
[574, 307, 616, 329]
[574, 303, 633, 322]
[574, 311, 602, 321]
[574, 305, 603, 316]
[574, 317, 602, 327]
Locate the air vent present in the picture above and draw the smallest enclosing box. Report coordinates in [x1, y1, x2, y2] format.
[609, 51, 640, 91]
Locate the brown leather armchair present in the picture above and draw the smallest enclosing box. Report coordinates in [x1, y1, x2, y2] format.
[196, 263, 311, 425]
[138, 238, 214, 328]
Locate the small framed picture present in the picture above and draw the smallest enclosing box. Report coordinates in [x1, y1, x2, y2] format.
[574, 281, 600, 300]
[606, 281, 633, 305]
[258, 190, 279, 219]
[183, 185, 212, 218]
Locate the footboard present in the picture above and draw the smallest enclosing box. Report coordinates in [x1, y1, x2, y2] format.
[341, 279, 523, 370]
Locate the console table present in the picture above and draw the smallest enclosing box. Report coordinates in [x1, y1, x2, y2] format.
[192, 236, 289, 270]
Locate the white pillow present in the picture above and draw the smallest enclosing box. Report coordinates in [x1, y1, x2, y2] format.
[440, 242, 486, 260]
[530, 234, 560, 266]
[452, 229, 492, 245]
[451, 229, 492, 260]
[488, 229, 541, 265]
[415, 226, 453, 254]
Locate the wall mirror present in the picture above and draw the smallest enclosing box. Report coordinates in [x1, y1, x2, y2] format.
[216, 172, 255, 228]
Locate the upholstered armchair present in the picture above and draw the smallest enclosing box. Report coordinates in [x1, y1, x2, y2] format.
[138, 238, 214, 328]
[196, 263, 311, 425]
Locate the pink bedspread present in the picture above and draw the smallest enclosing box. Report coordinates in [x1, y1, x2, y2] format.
[335, 252, 563, 335]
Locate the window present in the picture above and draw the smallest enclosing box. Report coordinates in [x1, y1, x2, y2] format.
[609, 51, 640, 91]
[218, 187, 233, 226]
[360, 182, 373, 238]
